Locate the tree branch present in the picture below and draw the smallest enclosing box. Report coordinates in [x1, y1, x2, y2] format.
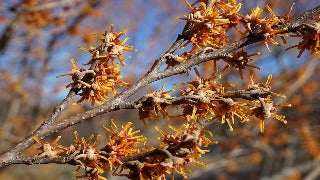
[123, 88, 272, 110]
[1, 3, 320, 169]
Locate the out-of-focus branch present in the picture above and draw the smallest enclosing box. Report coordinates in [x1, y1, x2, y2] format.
[20, 0, 78, 13]
[305, 165, 320, 180]
[0, 15, 19, 53]
[277, 58, 319, 104]
[0, 1, 24, 53]
[33, 0, 102, 118]
[261, 160, 319, 180]
[0, 90, 76, 165]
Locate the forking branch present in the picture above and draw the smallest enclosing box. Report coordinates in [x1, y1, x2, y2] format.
[0, 2, 320, 179]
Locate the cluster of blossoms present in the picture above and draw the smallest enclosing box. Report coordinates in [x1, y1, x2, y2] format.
[49, 1, 320, 179]
[138, 69, 289, 133]
[240, 4, 293, 51]
[58, 1, 320, 106]
[33, 120, 147, 180]
[138, 86, 175, 124]
[177, 0, 292, 54]
[118, 123, 216, 179]
[161, 0, 295, 78]
[220, 49, 260, 79]
[58, 24, 134, 105]
[177, 0, 242, 54]
[287, 16, 320, 57]
[33, 120, 215, 180]
[175, 1, 319, 68]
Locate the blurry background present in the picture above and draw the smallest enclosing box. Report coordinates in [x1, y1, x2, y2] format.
[0, 0, 319, 179]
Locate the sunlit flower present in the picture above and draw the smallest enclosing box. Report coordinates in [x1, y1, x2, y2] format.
[178, 1, 232, 53]
[242, 5, 291, 52]
[102, 120, 148, 171]
[221, 49, 260, 79]
[58, 25, 134, 105]
[209, 98, 249, 131]
[33, 136, 63, 158]
[138, 86, 175, 124]
[249, 75, 290, 132]
[287, 16, 320, 57]
[119, 122, 216, 179]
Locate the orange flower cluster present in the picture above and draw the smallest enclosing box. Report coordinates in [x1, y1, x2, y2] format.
[68, 132, 104, 179]
[58, 25, 134, 105]
[177, 1, 299, 55]
[117, 122, 215, 180]
[138, 70, 289, 133]
[177, 0, 320, 66]
[245, 4, 295, 50]
[178, 0, 242, 53]
[220, 49, 260, 78]
[176, 70, 250, 131]
[287, 16, 320, 57]
[172, 0, 299, 79]
[33, 120, 215, 180]
[138, 86, 175, 124]
[101, 120, 149, 171]
[33, 136, 63, 158]
[34, 121, 147, 180]
[248, 74, 290, 132]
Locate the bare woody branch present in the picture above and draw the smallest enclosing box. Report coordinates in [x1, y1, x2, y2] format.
[1, 3, 320, 169]
[0, 84, 273, 167]
[125, 88, 272, 110]
[2, 123, 210, 175]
